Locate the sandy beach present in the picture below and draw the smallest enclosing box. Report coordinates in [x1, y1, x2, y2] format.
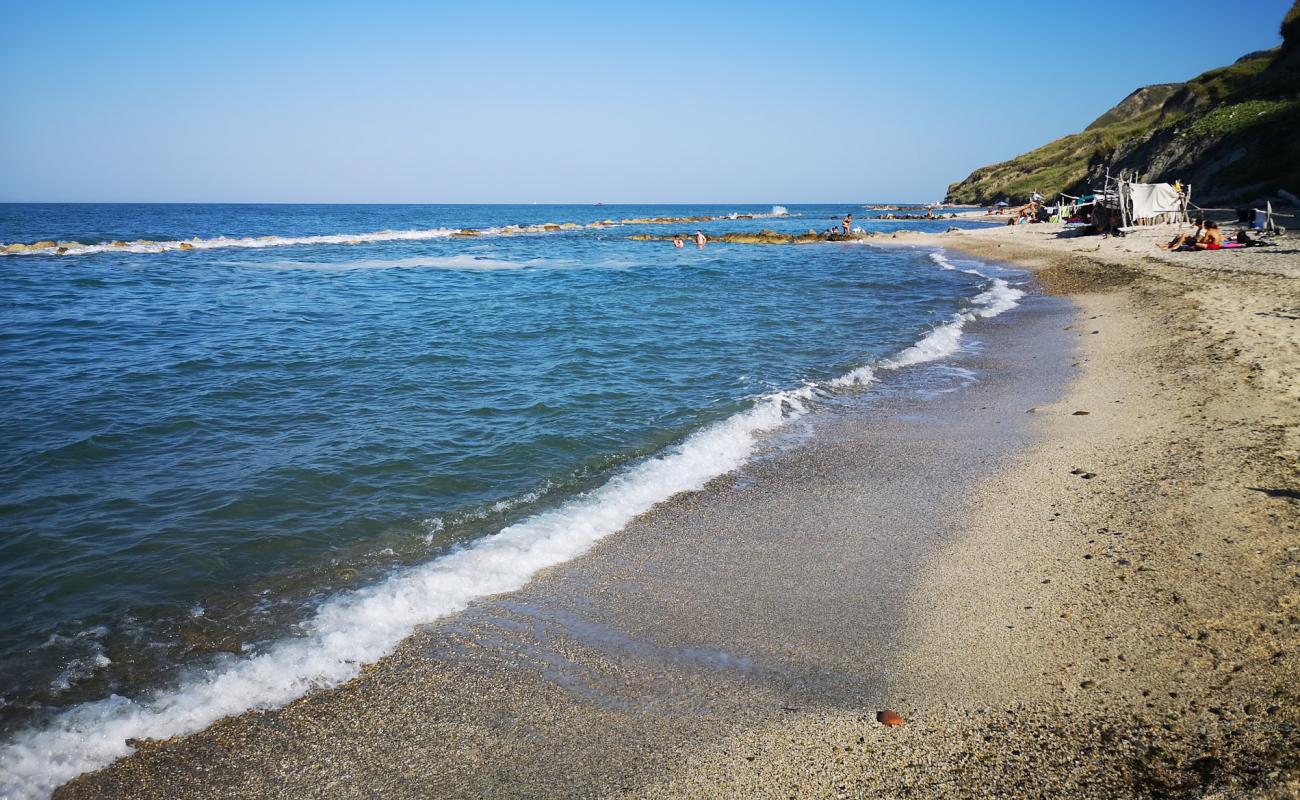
[644, 222, 1300, 797]
[56, 221, 1299, 798]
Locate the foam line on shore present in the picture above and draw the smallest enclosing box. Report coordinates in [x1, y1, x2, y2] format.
[0, 385, 815, 799]
[0, 247, 1020, 800]
[833, 249, 1023, 382]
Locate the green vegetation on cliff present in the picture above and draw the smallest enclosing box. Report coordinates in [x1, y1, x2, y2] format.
[945, 1, 1300, 205]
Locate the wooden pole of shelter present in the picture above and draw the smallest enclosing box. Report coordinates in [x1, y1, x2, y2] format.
[1118, 176, 1130, 229]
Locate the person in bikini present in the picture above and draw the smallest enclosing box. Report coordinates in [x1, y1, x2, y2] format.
[1157, 219, 1205, 250]
[842, 213, 852, 235]
[1194, 220, 1223, 250]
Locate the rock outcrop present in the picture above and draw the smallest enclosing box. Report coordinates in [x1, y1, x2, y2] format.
[946, 1, 1300, 205]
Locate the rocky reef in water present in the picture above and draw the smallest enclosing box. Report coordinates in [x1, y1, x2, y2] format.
[629, 229, 877, 245]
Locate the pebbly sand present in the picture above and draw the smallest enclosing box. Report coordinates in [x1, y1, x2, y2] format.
[56, 221, 1299, 798]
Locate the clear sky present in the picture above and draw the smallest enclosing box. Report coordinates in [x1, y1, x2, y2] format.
[0, 0, 1292, 203]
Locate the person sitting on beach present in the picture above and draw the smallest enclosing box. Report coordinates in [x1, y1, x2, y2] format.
[1193, 220, 1223, 250]
[842, 213, 852, 235]
[1157, 220, 1205, 250]
[673, 235, 684, 248]
[694, 230, 707, 248]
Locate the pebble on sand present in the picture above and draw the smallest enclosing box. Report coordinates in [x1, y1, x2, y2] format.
[877, 709, 905, 727]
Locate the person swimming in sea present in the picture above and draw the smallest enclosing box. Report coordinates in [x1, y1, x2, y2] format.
[694, 230, 707, 248]
[673, 235, 684, 248]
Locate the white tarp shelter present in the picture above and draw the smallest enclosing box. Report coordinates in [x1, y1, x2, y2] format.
[1128, 183, 1183, 220]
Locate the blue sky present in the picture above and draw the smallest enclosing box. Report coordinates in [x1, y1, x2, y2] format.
[0, 0, 1291, 203]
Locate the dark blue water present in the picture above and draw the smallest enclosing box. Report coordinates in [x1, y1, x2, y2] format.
[0, 204, 1000, 732]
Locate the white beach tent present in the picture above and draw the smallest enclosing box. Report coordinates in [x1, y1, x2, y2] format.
[1127, 182, 1184, 222]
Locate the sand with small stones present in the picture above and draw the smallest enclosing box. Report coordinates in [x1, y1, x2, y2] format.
[56, 220, 1300, 799]
[642, 221, 1300, 798]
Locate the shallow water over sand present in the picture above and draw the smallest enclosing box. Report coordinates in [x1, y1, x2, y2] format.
[0, 203, 1017, 797]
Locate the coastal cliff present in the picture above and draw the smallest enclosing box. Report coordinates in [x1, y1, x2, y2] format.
[945, 0, 1300, 205]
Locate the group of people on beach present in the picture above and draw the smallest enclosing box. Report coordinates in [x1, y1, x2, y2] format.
[1159, 221, 1268, 252]
[1005, 200, 1049, 225]
[672, 231, 708, 248]
[1158, 219, 1224, 250]
[1156, 219, 1275, 251]
[821, 214, 855, 237]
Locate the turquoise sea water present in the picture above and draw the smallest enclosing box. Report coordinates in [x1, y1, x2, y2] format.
[0, 204, 1016, 795]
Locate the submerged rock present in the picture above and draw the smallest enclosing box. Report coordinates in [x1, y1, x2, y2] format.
[626, 228, 874, 246]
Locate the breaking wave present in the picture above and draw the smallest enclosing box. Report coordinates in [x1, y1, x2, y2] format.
[0, 247, 1022, 800]
[1, 210, 796, 258]
[0, 228, 462, 257]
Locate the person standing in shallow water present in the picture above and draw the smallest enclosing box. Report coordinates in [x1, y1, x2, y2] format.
[842, 213, 852, 236]
[695, 230, 707, 248]
[673, 235, 684, 248]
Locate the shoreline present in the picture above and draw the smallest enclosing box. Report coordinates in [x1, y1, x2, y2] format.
[49, 257, 1077, 798]
[647, 224, 1300, 796]
[44, 222, 1300, 798]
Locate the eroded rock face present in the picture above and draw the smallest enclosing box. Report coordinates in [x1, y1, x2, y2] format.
[946, 3, 1300, 205]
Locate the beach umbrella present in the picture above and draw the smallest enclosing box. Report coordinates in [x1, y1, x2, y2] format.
[994, 201, 1009, 207]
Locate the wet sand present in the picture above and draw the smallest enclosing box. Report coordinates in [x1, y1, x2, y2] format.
[58, 280, 1079, 796]
[58, 221, 1300, 798]
[645, 225, 1300, 797]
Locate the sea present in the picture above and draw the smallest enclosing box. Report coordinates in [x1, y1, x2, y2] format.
[0, 203, 1018, 796]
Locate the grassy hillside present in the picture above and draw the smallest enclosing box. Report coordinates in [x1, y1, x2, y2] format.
[944, 85, 1181, 204]
[945, 1, 1300, 205]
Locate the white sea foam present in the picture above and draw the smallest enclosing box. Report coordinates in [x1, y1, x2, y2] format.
[0, 385, 814, 800]
[928, 251, 957, 270]
[1, 209, 792, 258]
[852, 249, 1024, 374]
[0, 228, 463, 257]
[829, 364, 877, 388]
[0, 246, 1023, 800]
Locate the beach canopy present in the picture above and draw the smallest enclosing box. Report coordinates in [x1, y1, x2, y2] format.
[1128, 183, 1182, 220]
